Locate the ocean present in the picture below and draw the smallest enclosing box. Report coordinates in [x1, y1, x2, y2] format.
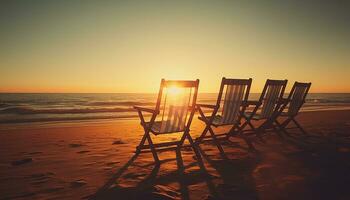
[0, 93, 349, 124]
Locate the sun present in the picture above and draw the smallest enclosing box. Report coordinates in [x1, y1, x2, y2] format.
[167, 86, 182, 96]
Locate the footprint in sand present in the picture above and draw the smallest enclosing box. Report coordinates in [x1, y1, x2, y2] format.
[27, 151, 43, 155]
[11, 158, 33, 166]
[69, 143, 84, 148]
[70, 179, 87, 188]
[29, 172, 55, 179]
[28, 172, 55, 185]
[77, 150, 90, 154]
[42, 186, 65, 193]
[253, 164, 275, 178]
[112, 139, 126, 145]
[106, 161, 120, 166]
[123, 172, 147, 179]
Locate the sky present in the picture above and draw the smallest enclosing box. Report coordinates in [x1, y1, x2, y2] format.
[1, 0, 349, 93]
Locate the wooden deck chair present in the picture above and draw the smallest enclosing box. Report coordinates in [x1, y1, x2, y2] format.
[134, 79, 201, 164]
[273, 82, 311, 135]
[195, 78, 255, 153]
[240, 79, 288, 139]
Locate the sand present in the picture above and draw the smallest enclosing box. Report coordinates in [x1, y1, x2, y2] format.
[0, 110, 349, 200]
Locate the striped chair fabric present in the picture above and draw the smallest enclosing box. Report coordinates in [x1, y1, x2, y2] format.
[260, 84, 284, 118]
[219, 84, 246, 125]
[287, 84, 309, 116]
[153, 87, 192, 133]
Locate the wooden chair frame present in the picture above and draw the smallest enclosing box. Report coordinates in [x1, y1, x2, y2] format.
[134, 79, 202, 164]
[195, 78, 255, 153]
[240, 79, 288, 139]
[273, 82, 312, 136]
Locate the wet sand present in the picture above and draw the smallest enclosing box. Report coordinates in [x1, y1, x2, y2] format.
[0, 110, 349, 200]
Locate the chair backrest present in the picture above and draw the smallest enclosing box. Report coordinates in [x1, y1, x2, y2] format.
[155, 79, 199, 133]
[216, 78, 252, 124]
[259, 79, 288, 118]
[286, 82, 311, 116]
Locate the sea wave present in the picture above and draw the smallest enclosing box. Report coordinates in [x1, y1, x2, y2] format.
[306, 98, 350, 103]
[0, 114, 141, 124]
[85, 101, 154, 106]
[0, 106, 136, 115]
[1, 93, 349, 125]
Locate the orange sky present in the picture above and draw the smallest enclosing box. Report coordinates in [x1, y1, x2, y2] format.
[1, 1, 349, 93]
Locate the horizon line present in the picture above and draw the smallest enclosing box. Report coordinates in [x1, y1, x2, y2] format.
[1, 92, 350, 94]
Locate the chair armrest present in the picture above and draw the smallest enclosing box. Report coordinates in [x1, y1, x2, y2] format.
[133, 106, 159, 114]
[243, 100, 261, 106]
[196, 104, 218, 109]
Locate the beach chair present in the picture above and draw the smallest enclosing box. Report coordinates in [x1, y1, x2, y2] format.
[274, 82, 312, 135]
[134, 79, 201, 164]
[195, 78, 255, 153]
[240, 79, 288, 139]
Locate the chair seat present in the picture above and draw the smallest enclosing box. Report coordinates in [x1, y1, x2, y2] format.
[243, 112, 267, 120]
[145, 121, 185, 134]
[198, 115, 239, 127]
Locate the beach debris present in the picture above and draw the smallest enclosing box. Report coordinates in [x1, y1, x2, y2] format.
[11, 158, 33, 166]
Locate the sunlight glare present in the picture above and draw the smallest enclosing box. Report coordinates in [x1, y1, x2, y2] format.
[167, 86, 182, 96]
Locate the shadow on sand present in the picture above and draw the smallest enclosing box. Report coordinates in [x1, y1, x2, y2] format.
[89, 140, 261, 200]
[89, 147, 219, 200]
[280, 131, 350, 200]
[90, 127, 350, 200]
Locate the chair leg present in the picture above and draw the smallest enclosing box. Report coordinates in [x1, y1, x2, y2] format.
[250, 122, 265, 142]
[187, 134, 204, 163]
[274, 120, 290, 136]
[136, 129, 160, 164]
[259, 118, 278, 136]
[208, 127, 226, 157]
[280, 117, 293, 128]
[179, 131, 204, 165]
[272, 122, 285, 139]
[195, 124, 210, 144]
[247, 121, 256, 132]
[239, 118, 265, 143]
[145, 134, 160, 164]
[292, 118, 308, 135]
[225, 123, 239, 139]
[136, 132, 148, 154]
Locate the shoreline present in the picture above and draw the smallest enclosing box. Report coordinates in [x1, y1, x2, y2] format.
[1, 108, 350, 130]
